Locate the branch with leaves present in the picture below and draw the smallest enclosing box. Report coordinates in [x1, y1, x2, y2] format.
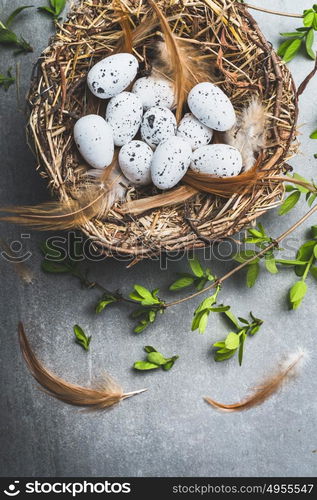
[40, 179, 317, 366]
[278, 5, 317, 62]
[134, 346, 179, 371]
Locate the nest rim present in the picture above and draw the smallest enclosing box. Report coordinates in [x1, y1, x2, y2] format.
[27, 0, 299, 259]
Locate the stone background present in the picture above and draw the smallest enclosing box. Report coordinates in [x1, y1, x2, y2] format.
[0, 0, 316, 477]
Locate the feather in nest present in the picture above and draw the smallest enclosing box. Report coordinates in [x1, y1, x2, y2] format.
[18, 322, 147, 410]
[0, 158, 129, 230]
[205, 349, 307, 412]
[148, 0, 214, 121]
[225, 97, 267, 171]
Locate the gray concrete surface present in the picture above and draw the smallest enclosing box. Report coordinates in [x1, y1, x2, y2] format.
[0, 0, 316, 478]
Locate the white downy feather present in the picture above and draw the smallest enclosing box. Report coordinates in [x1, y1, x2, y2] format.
[87, 165, 129, 213]
[225, 97, 266, 171]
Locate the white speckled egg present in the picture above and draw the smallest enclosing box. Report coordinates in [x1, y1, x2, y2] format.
[151, 136, 192, 190]
[191, 144, 242, 177]
[141, 106, 177, 149]
[118, 141, 153, 185]
[132, 76, 175, 110]
[188, 82, 236, 131]
[87, 53, 139, 99]
[177, 113, 213, 150]
[105, 92, 143, 147]
[73, 114, 114, 169]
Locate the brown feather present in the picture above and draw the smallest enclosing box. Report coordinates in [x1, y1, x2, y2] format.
[148, 0, 186, 122]
[0, 156, 128, 230]
[0, 239, 34, 284]
[205, 350, 306, 412]
[120, 185, 198, 215]
[18, 322, 147, 410]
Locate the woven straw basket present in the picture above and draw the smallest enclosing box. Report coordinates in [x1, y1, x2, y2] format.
[27, 0, 298, 260]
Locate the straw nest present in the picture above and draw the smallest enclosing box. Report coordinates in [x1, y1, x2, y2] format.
[27, 0, 298, 260]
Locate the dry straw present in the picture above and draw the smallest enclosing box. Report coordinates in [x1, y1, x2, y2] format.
[20, 0, 297, 258]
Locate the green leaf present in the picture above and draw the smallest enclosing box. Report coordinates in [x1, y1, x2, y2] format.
[278, 191, 301, 215]
[95, 295, 117, 313]
[297, 240, 316, 261]
[265, 255, 278, 274]
[214, 350, 237, 362]
[278, 38, 295, 57]
[0, 28, 19, 45]
[303, 10, 315, 27]
[147, 352, 167, 366]
[310, 129, 317, 139]
[209, 305, 230, 313]
[213, 341, 226, 348]
[276, 259, 308, 266]
[52, 0, 66, 16]
[188, 257, 204, 277]
[224, 310, 240, 329]
[38, 6, 56, 16]
[0, 69, 15, 91]
[238, 332, 246, 366]
[195, 277, 208, 291]
[162, 361, 173, 371]
[249, 311, 263, 325]
[238, 317, 249, 325]
[148, 310, 156, 322]
[308, 193, 317, 207]
[130, 285, 160, 305]
[280, 32, 306, 38]
[41, 260, 70, 273]
[310, 266, 317, 280]
[250, 325, 260, 336]
[290, 281, 307, 307]
[133, 361, 160, 371]
[305, 29, 315, 59]
[247, 228, 264, 238]
[195, 287, 220, 314]
[225, 332, 240, 350]
[162, 358, 178, 371]
[283, 38, 302, 62]
[134, 285, 154, 300]
[144, 346, 157, 353]
[246, 262, 260, 288]
[134, 322, 149, 334]
[5, 6, 33, 27]
[312, 225, 317, 238]
[73, 325, 91, 351]
[198, 311, 209, 334]
[314, 13, 317, 31]
[169, 276, 194, 291]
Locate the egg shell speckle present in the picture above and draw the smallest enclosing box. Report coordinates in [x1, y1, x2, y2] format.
[119, 141, 153, 185]
[106, 92, 143, 147]
[191, 144, 242, 177]
[87, 53, 139, 99]
[188, 82, 236, 132]
[141, 106, 177, 149]
[177, 113, 213, 150]
[73, 114, 114, 169]
[132, 76, 175, 110]
[151, 136, 192, 190]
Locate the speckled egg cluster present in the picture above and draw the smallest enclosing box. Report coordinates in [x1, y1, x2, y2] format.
[74, 52, 245, 191]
